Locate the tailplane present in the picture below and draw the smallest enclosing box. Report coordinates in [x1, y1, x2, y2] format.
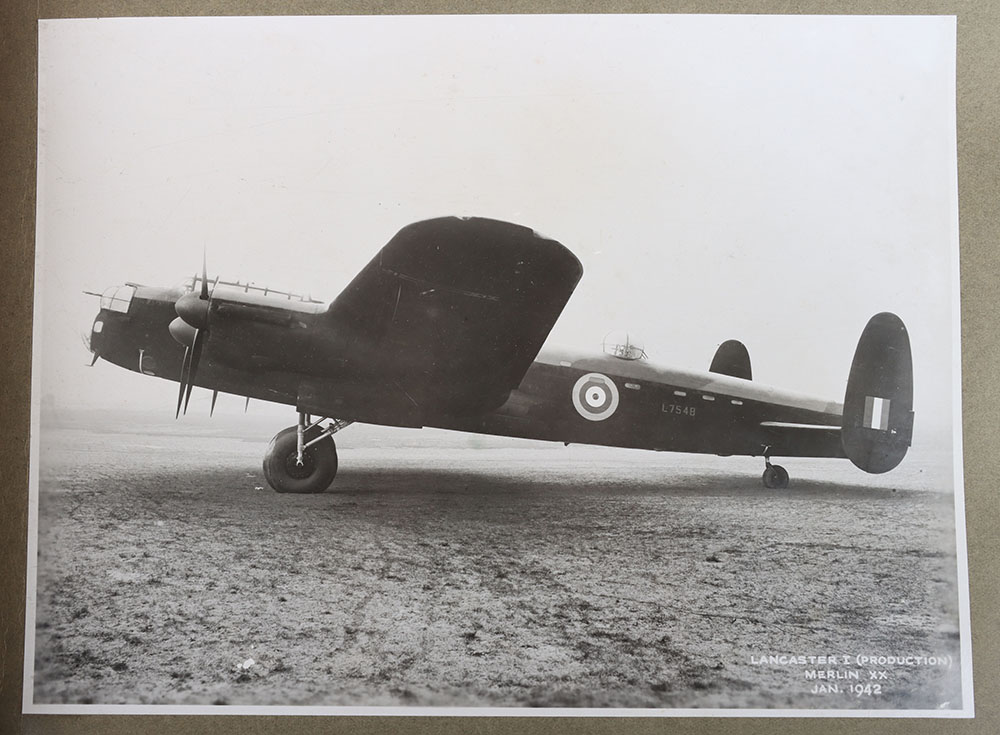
[841, 312, 914, 473]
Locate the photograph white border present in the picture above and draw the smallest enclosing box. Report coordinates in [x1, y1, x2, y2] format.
[22, 13, 973, 717]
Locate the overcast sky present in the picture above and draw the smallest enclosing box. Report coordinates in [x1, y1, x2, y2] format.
[34, 14, 958, 444]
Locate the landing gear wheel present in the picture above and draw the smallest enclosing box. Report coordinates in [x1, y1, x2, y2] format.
[263, 425, 338, 494]
[762, 464, 789, 489]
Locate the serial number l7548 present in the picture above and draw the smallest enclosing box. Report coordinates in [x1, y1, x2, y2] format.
[663, 403, 696, 417]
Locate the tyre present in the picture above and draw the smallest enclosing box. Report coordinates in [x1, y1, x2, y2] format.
[263, 425, 338, 494]
[762, 464, 789, 489]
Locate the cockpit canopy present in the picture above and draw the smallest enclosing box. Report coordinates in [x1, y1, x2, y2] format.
[602, 330, 646, 361]
[99, 284, 136, 313]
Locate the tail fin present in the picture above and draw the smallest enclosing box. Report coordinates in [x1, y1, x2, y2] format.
[841, 313, 914, 473]
[709, 340, 752, 380]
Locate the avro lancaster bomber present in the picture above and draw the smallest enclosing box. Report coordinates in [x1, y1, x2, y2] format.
[87, 217, 914, 494]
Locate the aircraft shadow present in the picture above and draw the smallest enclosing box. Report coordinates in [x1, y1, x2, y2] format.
[323, 465, 913, 499]
[52, 460, 920, 504]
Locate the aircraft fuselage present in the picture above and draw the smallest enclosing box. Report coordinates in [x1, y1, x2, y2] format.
[89, 283, 844, 461]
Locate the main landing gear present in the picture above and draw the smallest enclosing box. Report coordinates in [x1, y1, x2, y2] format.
[262, 412, 352, 494]
[761, 448, 789, 489]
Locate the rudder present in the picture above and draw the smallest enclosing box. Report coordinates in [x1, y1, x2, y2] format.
[841, 312, 914, 473]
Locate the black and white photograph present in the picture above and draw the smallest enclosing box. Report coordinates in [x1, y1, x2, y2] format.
[24, 14, 971, 715]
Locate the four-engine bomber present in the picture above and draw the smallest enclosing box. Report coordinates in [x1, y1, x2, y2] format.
[88, 217, 914, 493]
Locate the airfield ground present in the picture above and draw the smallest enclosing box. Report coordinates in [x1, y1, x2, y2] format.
[27, 409, 964, 710]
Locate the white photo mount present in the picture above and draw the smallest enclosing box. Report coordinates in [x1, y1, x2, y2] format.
[24, 14, 970, 717]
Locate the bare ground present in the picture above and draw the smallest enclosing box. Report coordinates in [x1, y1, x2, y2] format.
[28, 411, 964, 710]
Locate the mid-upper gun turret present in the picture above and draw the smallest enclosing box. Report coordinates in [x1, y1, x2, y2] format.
[602, 331, 646, 361]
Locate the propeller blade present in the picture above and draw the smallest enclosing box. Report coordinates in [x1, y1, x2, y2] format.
[182, 328, 206, 415]
[175, 249, 215, 418]
[176, 345, 192, 419]
[88, 352, 99, 367]
[200, 249, 210, 300]
[210, 390, 218, 417]
[244, 396, 250, 413]
[182, 380, 195, 415]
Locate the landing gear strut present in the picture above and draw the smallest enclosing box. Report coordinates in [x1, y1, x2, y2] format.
[761, 447, 789, 489]
[262, 412, 352, 494]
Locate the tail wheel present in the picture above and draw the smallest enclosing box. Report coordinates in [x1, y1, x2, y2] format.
[263, 426, 338, 494]
[762, 464, 789, 489]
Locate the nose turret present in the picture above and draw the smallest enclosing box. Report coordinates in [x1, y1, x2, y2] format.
[89, 284, 136, 360]
[86, 282, 187, 377]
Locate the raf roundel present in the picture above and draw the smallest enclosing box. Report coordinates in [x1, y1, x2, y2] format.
[572, 373, 620, 421]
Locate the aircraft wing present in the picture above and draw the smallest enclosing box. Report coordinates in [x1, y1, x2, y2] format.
[309, 217, 583, 423]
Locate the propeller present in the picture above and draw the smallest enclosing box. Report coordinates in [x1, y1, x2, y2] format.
[170, 252, 216, 418]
